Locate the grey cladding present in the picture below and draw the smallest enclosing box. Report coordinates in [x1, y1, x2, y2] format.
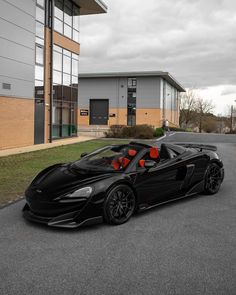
[78, 77, 128, 108]
[0, 0, 35, 99]
[136, 77, 161, 108]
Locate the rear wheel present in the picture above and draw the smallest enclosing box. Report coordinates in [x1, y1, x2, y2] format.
[104, 185, 136, 225]
[204, 163, 222, 195]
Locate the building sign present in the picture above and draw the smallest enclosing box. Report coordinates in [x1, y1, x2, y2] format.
[80, 109, 89, 116]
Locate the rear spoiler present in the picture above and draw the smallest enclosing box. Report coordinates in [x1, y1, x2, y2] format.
[176, 143, 217, 152]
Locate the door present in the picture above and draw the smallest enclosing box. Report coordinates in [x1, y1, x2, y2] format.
[90, 99, 109, 125]
[135, 158, 188, 206]
[34, 99, 45, 144]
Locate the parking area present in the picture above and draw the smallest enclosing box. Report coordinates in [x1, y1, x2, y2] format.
[1, 133, 236, 295]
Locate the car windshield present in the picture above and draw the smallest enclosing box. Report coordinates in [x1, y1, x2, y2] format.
[71, 144, 142, 172]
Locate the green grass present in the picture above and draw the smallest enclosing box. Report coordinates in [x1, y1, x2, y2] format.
[0, 139, 128, 205]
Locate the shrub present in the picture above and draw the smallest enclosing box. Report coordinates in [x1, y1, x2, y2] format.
[104, 125, 125, 138]
[105, 124, 155, 139]
[169, 126, 187, 132]
[132, 125, 155, 139]
[154, 127, 164, 137]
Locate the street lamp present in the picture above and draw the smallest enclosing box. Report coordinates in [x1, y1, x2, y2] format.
[230, 100, 236, 133]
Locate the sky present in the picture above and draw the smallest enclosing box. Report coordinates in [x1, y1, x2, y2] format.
[79, 0, 236, 116]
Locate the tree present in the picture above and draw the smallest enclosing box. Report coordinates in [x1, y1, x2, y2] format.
[195, 98, 215, 133]
[202, 115, 218, 133]
[179, 89, 198, 128]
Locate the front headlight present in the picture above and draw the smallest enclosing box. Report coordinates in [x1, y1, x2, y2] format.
[66, 187, 93, 198]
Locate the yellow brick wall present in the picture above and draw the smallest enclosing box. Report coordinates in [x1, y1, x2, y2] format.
[0, 96, 34, 150]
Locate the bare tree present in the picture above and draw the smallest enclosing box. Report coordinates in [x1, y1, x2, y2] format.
[179, 89, 198, 128]
[195, 98, 215, 133]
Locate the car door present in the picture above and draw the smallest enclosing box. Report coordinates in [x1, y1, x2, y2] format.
[134, 155, 191, 207]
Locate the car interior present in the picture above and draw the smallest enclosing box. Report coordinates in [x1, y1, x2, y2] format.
[138, 144, 180, 168]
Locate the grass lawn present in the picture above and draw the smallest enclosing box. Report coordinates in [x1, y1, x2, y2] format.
[0, 139, 129, 205]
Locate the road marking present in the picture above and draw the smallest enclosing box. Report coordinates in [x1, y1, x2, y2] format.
[156, 134, 166, 141]
[168, 132, 177, 137]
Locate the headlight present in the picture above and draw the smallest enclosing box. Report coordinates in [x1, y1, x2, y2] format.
[65, 187, 93, 198]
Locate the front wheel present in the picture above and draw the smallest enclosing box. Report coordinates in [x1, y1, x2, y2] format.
[104, 184, 136, 225]
[203, 163, 223, 195]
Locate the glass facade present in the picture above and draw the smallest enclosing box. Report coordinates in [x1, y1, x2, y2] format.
[54, 0, 80, 42]
[127, 78, 137, 126]
[52, 45, 79, 138]
[35, 0, 45, 97]
[34, 0, 80, 142]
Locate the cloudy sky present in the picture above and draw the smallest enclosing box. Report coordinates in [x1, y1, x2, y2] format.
[79, 0, 236, 115]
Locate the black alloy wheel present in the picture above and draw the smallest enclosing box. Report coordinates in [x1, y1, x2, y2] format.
[204, 163, 222, 195]
[104, 184, 136, 225]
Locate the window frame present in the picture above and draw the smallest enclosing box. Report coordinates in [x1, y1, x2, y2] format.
[53, 0, 80, 42]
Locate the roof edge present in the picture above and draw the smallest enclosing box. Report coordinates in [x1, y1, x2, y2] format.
[79, 71, 186, 92]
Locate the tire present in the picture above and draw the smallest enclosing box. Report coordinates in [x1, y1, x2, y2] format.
[104, 184, 136, 225]
[203, 163, 222, 195]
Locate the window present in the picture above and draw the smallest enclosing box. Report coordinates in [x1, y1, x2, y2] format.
[36, 22, 44, 39]
[73, 6, 80, 31]
[64, 0, 72, 26]
[54, 0, 80, 42]
[37, 0, 44, 8]
[52, 45, 79, 138]
[36, 6, 45, 24]
[53, 70, 62, 84]
[63, 54, 71, 74]
[127, 78, 137, 126]
[35, 1, 45, 98]
[54, 18, 63, 34]
[36, 44, 44, 65]
[55, 0, 63, 19]
[53, 51, 62, 71]
[35, 65, 44, 81]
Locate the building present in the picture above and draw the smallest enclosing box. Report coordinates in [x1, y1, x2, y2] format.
[78, 71, 185, 129]
[0, 0, 107, 150]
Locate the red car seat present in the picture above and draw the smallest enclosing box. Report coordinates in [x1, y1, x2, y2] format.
[150, 147, 159, 161]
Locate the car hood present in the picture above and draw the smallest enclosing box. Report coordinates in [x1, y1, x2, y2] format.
[26, 163, 115, 200]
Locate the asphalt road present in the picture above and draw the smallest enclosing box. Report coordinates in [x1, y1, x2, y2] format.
[1, 133, 236, 295]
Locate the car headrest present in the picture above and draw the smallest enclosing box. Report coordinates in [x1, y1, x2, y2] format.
[128, 149, 137, 157]
[150, 147, 159, 159]
[112, 160, 120, 170]
[119, 157, 130, 168]
[139, 159, 145, 168]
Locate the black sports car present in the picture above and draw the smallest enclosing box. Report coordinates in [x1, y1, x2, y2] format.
[23, 141, 224, 228]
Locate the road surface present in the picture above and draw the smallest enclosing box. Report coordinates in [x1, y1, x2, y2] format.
[1, 133, 236, 295]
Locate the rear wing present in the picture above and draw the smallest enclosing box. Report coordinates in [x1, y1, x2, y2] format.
[176, 143, 217, 152]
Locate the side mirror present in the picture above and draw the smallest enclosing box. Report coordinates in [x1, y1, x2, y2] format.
[144, 160, 157, 170]
[80, 152, 88, 158]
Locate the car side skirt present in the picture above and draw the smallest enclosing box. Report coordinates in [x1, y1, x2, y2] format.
[138, 180, 204, 212]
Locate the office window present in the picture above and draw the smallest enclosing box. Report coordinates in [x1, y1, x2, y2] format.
[54, 0, 80, 42]
[35, 1, 45, 98]
[52, 46, 79, 138]
[37, 0, 44, 8]
[36, 6, 45, 24]
[55, 0, 63, 19]
[36, 44, 44, 65]
[127, 78, 137, 126]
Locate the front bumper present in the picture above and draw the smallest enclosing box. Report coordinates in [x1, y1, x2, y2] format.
[22, 202, 103, 229]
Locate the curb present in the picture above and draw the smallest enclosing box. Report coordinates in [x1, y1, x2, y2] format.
[0, 196, 25, 210]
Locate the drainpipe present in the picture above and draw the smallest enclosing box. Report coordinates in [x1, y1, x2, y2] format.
[49, 0, 54, 143]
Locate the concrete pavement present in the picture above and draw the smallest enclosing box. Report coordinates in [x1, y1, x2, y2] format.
[0, 136, 95, 158]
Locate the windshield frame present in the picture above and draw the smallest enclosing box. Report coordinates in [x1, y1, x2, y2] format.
[71, 144, 143, 173]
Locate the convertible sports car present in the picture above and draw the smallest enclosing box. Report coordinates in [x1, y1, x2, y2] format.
[23, 141, 224, 228]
